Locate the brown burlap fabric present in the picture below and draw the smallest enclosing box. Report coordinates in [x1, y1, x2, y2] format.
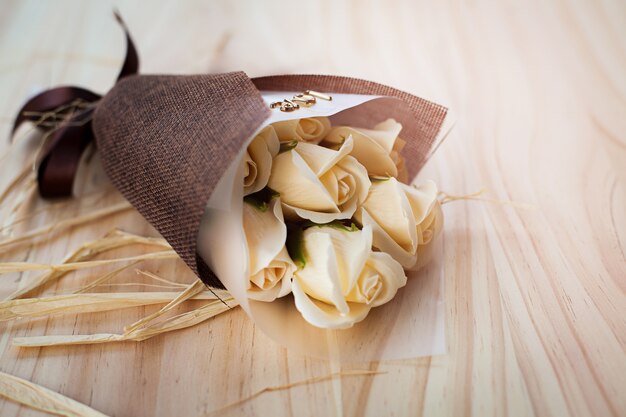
[93, 72, 447, 288]
[93, 72, 269, 288]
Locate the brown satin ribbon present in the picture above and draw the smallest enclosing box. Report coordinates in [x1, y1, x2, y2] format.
[11, 11, 138, 198]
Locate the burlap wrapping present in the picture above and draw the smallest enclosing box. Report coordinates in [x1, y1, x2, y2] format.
[92, 72, 447, 288]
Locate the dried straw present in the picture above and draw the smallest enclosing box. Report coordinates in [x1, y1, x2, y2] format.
[0, 370, 108, 417]
[206, 370, 385, 415]
[71, 262, 140, 294]
[123, 279, 206, 333]
[5, 229, 172, 300]
[133, 269, 189, 288]
[0, 187, 119, 235]
[0, 250, 178, 274]
[0, 201, 134, 250]
[13, 298, 237, 347]
[0, 290, 226, 321]
[1, 179, 37, 233]
[439, 189, 537, 210]
[0, 155, 35, 210]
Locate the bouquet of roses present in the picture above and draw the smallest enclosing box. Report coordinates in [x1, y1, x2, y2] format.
[14, 15, 452, 358]
[240, 116, 442, 329]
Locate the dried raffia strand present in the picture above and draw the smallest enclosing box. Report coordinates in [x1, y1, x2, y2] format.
[0, 144, 37, 209]
[12, 298, 237, 347]
[5, 230, 172, 300]
[206, 370, 386, 415]
[0, 202, 134, 250]
[0, 291, 225, 322]
[438, 188, 537, 210]
[1, 195, 67, 235]
[0, 370, 108, 417]
[86, 282, 190, 290]
[134, 269, 189, 288]
[123, 279, 207, 333]
[0, 110, 99, 232]
[126, 297, 236, 340]
[72, 261, 140, 294]
[72, 268, 191, 293]
[438, 188, 488, 204]
[1, 179, 37, 232]
[0, 250, 178, 274]
[0, 187, 119, 235]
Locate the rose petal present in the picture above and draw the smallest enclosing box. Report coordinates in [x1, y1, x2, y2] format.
[283, 204, 347, 223]
[269, 150, 338, 212]
[402, 180, 438, 224]
[390, 136, 408, 183]
[292, 278, 372, 329]
[355, 118, 402, 154]
[248, 247, 295, 301]
[363, 252, 407, 307]
[336, 154, 371, 207]
[243, 198, 287, 275]
[295, 230, 349, 314]
[346, 265, 382, 304]
[244, 126, 280, 195]
[356, 178, 416, 251]
[325, 127, 398, 177]
[316, 225, 372, 295]
[410, 201, 444, 272]
[358, 208, 418, 268]
[272, 117, 331, 144]
[242, 151, 256, 188]
[295, 137, 353, 176]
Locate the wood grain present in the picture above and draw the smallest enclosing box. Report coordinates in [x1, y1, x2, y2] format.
[0, 0, 624, 416]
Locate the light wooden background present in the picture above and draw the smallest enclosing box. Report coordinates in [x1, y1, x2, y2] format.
[1, 1, 625, 416]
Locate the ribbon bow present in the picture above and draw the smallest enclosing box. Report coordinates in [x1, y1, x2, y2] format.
[10, 12, 138, 198]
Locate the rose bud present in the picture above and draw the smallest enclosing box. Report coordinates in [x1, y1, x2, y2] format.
[354, 178, 442, 269]
[243, 126, 280, 196]
[268, 137, 371, 223]
[324, 118, 407, 182]
[271, 117, 331, 144]
[291, 224, 407, 329]
[243, 197, 295, 301]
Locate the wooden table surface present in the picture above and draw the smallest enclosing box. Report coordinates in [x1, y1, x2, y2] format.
[1, 1, 625, 416]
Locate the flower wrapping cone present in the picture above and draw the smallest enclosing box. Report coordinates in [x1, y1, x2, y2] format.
[92, 72, 448, 288]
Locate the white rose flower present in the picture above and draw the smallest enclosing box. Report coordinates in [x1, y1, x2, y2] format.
[268, 137, 371, 223]
[243, 126, 280, 196]
[291, 224, 407, 329]
[271, 117, 331, 144]
[324, 119, 407, 181]
[354, 178, 442, 269]
[412, 195, 444, 271]
[243, 197, 295, 301]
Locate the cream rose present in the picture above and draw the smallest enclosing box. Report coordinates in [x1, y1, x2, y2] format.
[324, 119, 407, 181]
[243, 126, 280, 196]
[291, 224, 407, 329]
[412, 198, 443, 271]
[354, 178, 442, 269]
[243, 198, 295, 301]
[271, 117, 331, 145]
[268, 137, 371, 223]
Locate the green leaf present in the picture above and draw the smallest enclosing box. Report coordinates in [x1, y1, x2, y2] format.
[243, 187, 280, 212]
[279, 140, 298, 153]
[286, 223, 307, 269]
[302, 220, 361, 232]
[323, 221, 360, 232]
[370, 175, 392, 182]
